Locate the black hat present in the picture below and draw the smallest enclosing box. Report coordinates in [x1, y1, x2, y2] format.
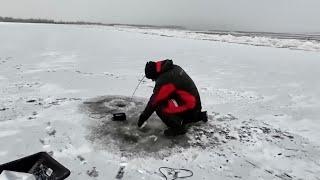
[145, 61, 157, 79]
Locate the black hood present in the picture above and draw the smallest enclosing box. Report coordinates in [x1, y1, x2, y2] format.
[159, 60, 173, 73]
[145, 59, 173, 79]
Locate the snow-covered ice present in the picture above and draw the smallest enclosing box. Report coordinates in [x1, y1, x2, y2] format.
[0, 22, 320, 179]
[113, 25, 320, 52]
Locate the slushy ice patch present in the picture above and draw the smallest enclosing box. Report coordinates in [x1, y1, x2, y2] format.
[82, 96, 238, 158]
[84, 95, 301, 159]
[82, 95, 201, 157]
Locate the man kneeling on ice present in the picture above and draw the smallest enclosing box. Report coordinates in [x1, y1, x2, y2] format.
[138, 59, 207, 136]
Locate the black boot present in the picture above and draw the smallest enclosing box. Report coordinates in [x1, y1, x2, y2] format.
[164, 127, 187, 137]
[199, 111, 208, 122]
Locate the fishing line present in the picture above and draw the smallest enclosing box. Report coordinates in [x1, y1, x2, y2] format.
[131, 75, 145, 100]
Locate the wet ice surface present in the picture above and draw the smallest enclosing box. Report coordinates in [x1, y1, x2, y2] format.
[81, 95, 320, 177]
[81, 95, 320, 179]
[83, 95, 191, 158]
[82, 96, 249, 159]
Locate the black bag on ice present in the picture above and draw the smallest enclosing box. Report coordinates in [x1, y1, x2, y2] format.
[0, 152, 70, 180]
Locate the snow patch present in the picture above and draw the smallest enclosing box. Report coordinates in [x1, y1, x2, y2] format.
[0, 130, 20, 138]
[0, 151, 8, 156]
[38, 83, 80, 94]
[257, 114, 320, 145]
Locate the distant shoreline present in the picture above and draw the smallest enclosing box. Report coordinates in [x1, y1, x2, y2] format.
[1, 16, 319, 41]
[0, 16, 184, 30]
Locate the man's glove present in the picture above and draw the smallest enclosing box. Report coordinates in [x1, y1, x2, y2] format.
[138, 112, 148, 127]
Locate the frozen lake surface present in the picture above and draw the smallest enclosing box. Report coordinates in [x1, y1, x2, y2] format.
[0, 22, 320, 179]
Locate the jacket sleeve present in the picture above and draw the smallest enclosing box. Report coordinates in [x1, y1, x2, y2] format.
[141, 82, 176, 121]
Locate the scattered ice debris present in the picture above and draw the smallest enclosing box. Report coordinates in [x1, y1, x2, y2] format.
[39, 139, 45, 145]
[275, 173, 293, 180]
[215, 113, 238, 121]
[15, 65, 22, 70]
[148, 135, 158, 142]
[39, 138, 51, 146]
[30, 97, 82, 109]
[76, 155, 87, 164]
[140, 121, 147, 129]
[103, 72, 120, 79]
[27, 111, 38, 120]
[77, 155, 85, 162]
[265, 169, 274, 175]
[48, 151, 54, 156]
[87, 167, 99, 178]
[75, 70, 94, 75]
[115, 166, 125, 179]
[26, 99, 36, 103]
[0, 107, 8, 111]
[46, 126, 57, 136]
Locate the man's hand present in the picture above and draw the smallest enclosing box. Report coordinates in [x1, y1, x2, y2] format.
[138, 112, 148, 127]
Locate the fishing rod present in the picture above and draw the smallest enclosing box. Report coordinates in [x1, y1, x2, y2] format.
[131, 75, 145, 100]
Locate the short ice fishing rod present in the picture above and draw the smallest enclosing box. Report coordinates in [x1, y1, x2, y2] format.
[130, 75, 148, 129]
[131, 75, 145, 100]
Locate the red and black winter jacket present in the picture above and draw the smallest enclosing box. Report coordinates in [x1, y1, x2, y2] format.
[142, 60, 202, 121]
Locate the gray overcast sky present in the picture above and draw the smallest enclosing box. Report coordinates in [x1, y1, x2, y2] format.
[1, 0, 319, 33]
